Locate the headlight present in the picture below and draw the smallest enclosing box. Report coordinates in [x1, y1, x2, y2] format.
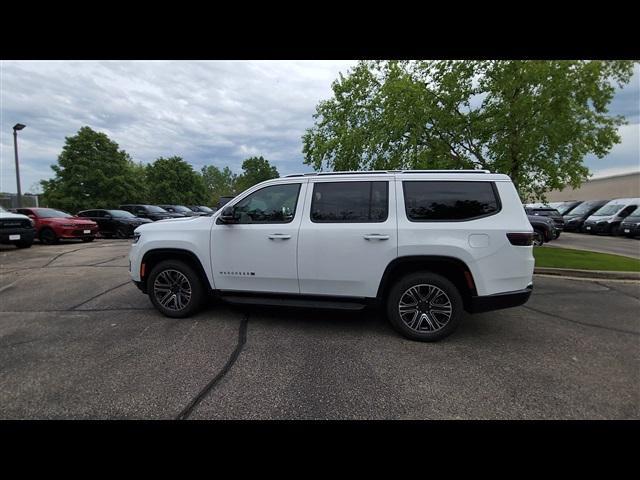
[132, 232, 141, 244]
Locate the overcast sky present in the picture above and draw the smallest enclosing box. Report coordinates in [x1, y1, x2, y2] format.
[1, 60, 638, 193]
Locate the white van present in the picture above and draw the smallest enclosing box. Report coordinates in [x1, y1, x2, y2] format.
[583, 198, 640, 235]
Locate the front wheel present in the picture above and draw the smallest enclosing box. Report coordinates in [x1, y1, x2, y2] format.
[147, 260, 206, 318]
[15, 239, 33, 248]
[386, 272, 463, 342]
[39, 228, 58, 245]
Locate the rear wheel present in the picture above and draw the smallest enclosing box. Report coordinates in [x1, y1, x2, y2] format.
[533, 229, 544, 246]
[39, 228, 58, 245]
[147, 260, 206, 318]
[386, 272, 463, 342]
[115, 227, 129, 239]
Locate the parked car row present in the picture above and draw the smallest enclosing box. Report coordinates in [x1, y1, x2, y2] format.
[1, 203, 221, 248]
[525, 197, 640, 239]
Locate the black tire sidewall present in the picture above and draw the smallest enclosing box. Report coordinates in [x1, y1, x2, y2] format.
[386, 271, 463, 342]
[39, 228, 57, 244]
[147, 260, 206, 318]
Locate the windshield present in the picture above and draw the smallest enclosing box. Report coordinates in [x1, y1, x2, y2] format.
[592, 204, 624, 216]
[556, 203, 579, 215]
[147, 205, 168, 213]
[36, 208, 73, 218]
[625, 213, 640, 220]
[0, 206, 7, 213]
[567, 202, 601, 216]
[107, 210, 136, 218]
[171, 206, 192, 213]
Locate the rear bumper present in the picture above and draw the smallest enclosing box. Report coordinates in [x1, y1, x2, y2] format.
[467, 284, 533, 314]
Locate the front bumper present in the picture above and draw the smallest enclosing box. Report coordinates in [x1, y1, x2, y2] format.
[58, 227, 98, 238]
[583, 222, 611, 234]
[466, 284, 533, 314]
[620, 224, 640, 236]
[0, 227, 35, 243]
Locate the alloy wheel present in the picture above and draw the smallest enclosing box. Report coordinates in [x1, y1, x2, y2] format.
[153, 269, 192, 312]
[398, 284, 453, 333]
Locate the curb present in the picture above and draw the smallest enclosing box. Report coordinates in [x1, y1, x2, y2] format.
[534, 267, 640, 280]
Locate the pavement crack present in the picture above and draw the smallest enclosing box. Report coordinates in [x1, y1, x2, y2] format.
[176, 314, 249, 420]
[594, 281, 640, 302]
[69, 281, 131, 310]
[523, 305, 639, 336]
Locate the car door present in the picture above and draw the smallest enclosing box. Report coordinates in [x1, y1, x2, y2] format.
[210, 181, 307, 293]
[297, 178, 398, 298]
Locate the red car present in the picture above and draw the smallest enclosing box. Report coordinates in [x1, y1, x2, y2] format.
[15, 207, 99, 244]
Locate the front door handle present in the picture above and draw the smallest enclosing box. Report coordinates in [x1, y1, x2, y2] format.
[363, 234, 390, 241]
[268, 233, 291, 240]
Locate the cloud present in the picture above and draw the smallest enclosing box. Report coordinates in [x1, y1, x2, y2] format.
[0, 60, 638, 193]
[1, 60, 356, 192]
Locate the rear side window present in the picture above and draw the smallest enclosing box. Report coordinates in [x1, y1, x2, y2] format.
[311, 181, 388, 223]
[403, 181, 500, 221]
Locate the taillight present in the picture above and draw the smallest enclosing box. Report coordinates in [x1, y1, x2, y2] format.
[507, 232, 534, 246]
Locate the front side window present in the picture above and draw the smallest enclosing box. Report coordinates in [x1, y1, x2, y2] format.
[233, 183, 301, 224]
[310, 181, 388, 223]
[403, 181, 500, 222]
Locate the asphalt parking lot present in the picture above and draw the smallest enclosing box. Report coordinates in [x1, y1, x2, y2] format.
[550, 231, 640, 258]
[1, 240, 638, 419]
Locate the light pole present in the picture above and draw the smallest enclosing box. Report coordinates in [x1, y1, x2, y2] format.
[13, 123, 26, 208]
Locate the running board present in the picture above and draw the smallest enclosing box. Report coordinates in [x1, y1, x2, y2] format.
[218, 294, 367, 311]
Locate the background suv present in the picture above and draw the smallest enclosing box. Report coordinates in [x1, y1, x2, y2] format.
[0, 206, 35, 248]
[16, 207, 98, 244]
[525, 206, 564, 238]
[129, 170, 534, 342]
[77, 209, 152, 238]
[158, 205, 205, 217]
[119, 204, 181, 221]
[562, 199, 608, 232]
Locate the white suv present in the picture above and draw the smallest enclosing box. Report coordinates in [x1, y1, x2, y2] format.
[129, 170, 534, 341]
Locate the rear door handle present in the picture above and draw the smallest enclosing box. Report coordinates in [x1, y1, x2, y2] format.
[363, 234, 390, 241]
[268, 233, 292, 240]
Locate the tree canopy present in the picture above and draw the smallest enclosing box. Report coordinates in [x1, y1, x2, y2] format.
[302, 60, 636, 200]
[145, 156, 208, 205]
[41, 126, 147, 211]
[234, 156, 280, 193]
[201, 165, 237, 205]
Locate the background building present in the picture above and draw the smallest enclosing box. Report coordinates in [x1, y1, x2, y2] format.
[545, 172, 640, 201]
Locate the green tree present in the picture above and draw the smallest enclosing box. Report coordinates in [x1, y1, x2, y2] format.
[201, 165, 237, 205]
[234, 156, 279, 193]
[41, 126, 147, 211]
[145, 156, 207, 205]
[303, 60, 636, 200]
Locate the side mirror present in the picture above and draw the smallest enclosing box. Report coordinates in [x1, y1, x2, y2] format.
[28, 214, 36, 219]
[104, 214, 112, 219]
[219, 206, 238, 223]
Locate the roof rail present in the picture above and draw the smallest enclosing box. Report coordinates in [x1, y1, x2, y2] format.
[284, 169, 491, 177]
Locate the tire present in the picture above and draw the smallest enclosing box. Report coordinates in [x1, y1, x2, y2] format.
[39, 228, 58, 245]
[15, 240, 33, 249]
[147, 259, 206, 318]
[533, 229, 544, 246]
[82, 237, 94, 243]
[115, 227, 129, 239]
[554, 231, 561, 239]
[386, 271, 464, 342]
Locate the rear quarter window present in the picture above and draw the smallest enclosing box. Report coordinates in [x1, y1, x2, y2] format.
[403, 181, 501, 222]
